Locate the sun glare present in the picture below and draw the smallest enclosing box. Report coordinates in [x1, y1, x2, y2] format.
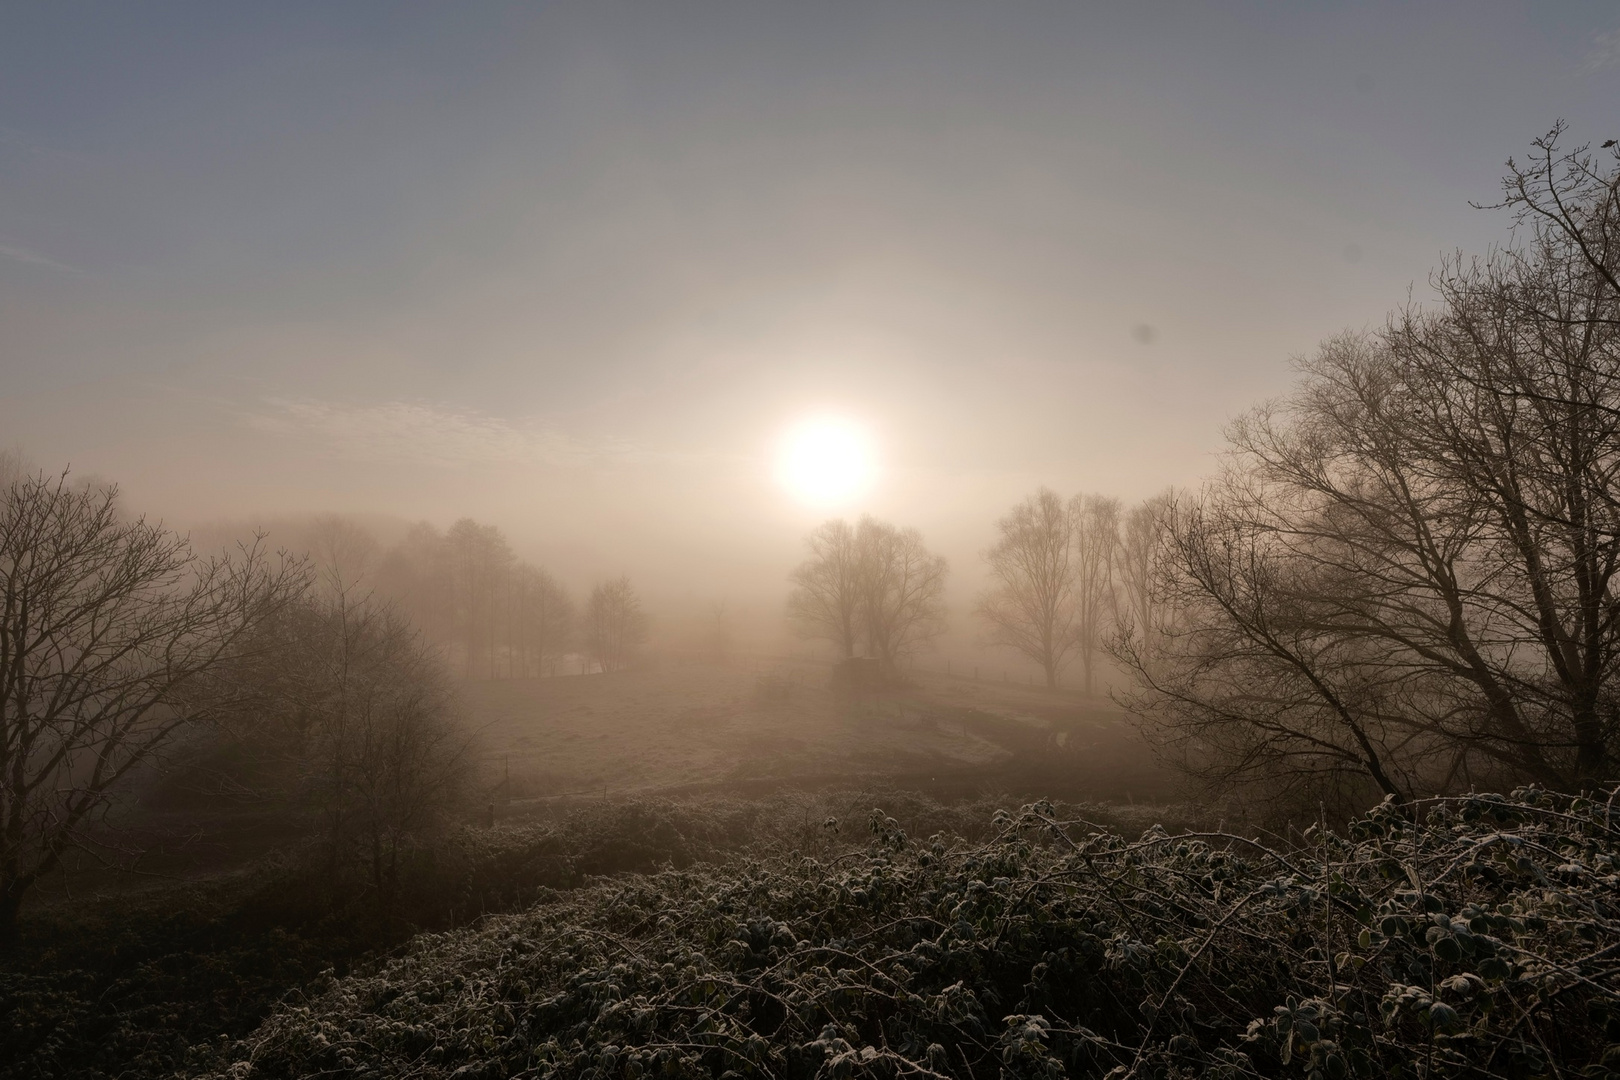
[775, 416, 877, 506]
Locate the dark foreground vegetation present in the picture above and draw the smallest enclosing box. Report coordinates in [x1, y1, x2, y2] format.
[0, 793, 1081, 1079]
[204, 789, 1619, 1080]
[9, 787, 1609, 1079]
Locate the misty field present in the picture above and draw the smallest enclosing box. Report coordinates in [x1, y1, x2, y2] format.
[6, 8, 1620, 1075]
[468, 661, 1173, 809]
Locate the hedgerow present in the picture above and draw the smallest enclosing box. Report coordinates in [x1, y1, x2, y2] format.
[208, 787, 1620, 1079]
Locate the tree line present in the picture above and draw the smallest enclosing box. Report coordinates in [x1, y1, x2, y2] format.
[285, 514, 648, 678]
[0, 472, 652, 942]
[974, 489, 1170, 693]
[900, 127, 1620, 811]
[378, 521, 636, 677]
[780, 501, 1162, 696]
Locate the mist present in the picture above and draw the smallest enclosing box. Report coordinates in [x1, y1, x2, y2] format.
[4, 5, 1620, 1078]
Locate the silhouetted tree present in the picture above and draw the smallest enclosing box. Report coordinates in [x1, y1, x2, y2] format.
[1071, 494, 1120, 694]
[1118, 128, 1620, 802]
[378, 522, 455, 646]
[0, 471, 302, 940]
[446, 518, 514, 677]
[584, 576, 648, 673]
[977, 489, 1078, 689]
[789, 517, 948, 671]
[856, 518, 949, 671]
[513, 563, 574, 676]
[1116, 491, 1173, 654]
[787, 519, 864, 659]
[223, 572, 471, 904]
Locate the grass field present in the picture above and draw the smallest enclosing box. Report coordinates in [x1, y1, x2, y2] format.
[463, 657, 1176, 811]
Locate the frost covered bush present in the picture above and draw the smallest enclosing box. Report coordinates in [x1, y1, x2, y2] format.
[209, 788, 1620, 1079]
[7, 791, 1117, 1079]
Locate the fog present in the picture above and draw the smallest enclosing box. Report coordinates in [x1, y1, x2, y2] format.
[6, 3, 1617, 631]
[5, 8, 1620, 1075]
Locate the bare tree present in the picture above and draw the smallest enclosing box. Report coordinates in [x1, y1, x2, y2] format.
[1494, 121, 1620, 311]
[513, 563, 573, 677]
[377, 522, 455, 647]
[788, 517, 947, 671]
[222, 578, 471, 903]
[1116, 491, 1174, 651]
[1118, 132, 1620, 801]
[1113, 487, 1427, 814]
[787, 519, 864, 659]
[977, 489, 1078, 689]
[445, 518, 514, 678]
[1071, 494, 1120, 694]
[306, 514, 380, 598]
[584, 576, 648, 673]
[0, 472, 301, 938]
[317, 593, 469, 900]
[855, 517, 949, 672]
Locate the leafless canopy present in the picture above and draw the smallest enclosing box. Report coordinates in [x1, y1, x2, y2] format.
[787, 519, 864, 660]
[788, 516, 947, 672]
[0, 471, 302, 937]
[977, 489, 1079, 689]
[222, 580, 471, 901]
[1071, 494, 1121, 694]
[1117, 128, 1620, 808]
[378, 518, 574, 679]
[584, 575, 649, 674]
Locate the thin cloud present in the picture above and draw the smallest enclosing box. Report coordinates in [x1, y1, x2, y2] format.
[247, 398, 604, 467]
[0, 241, 81, 276]
[1579, 27, 1620, 76]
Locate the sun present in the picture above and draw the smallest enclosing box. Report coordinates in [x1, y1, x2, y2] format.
[775, 415, 877, 506]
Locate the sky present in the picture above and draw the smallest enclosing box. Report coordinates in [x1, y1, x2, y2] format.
[3, 1, 1620, 613]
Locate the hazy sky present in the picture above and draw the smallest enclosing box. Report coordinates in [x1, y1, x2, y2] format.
[3, 2, 1619, 601]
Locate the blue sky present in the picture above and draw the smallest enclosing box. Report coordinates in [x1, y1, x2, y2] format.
[2, 2, 1618, 591]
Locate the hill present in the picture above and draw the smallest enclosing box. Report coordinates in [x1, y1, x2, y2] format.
[203, 789, 1620, 1079]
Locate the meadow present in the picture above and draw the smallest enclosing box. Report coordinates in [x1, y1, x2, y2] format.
[466, 659, 1175, 810]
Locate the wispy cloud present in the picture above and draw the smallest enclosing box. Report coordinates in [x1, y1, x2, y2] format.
[0, 241, 81, 276]
[247, 398, 606, 467]
[1579, 27, 1620, 76]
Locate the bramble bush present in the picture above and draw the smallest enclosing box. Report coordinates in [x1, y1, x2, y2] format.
[0, 791, 1090, 1079]
[208, 787, 1620, 1079]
